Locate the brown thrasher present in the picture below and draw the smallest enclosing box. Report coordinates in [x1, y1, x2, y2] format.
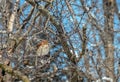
[36, 40, 50, 56]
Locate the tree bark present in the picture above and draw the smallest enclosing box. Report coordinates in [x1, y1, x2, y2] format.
[0, 63, 30, 82]
[103, 0, 115, 81]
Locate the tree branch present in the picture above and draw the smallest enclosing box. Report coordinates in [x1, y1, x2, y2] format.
[25, 0, 77, 64]
[0, 63, 30, 82]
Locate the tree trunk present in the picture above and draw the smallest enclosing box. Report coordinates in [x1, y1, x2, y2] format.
[103, 0, 115, 81]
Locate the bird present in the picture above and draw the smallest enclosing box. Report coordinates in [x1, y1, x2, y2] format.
[36, 40, 50, 56]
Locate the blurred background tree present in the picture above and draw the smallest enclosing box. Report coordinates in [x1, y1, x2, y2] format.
[0, 0, 120, 82]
